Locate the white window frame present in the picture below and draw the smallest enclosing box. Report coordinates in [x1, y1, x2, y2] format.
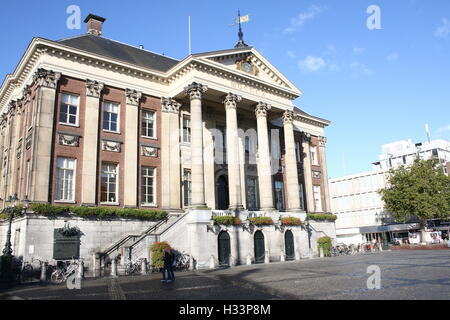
[55, 157, 76, 203]
[59, 93, 80, 127]
[142, 109, 157, 139]
[101, 162, 119, 204]
[247, 177, 259, 210]
[182, 114, 191, 143]
[103, 101, 120, 133]
[183, 169, 192, 208]
[310, 145, 318, 166]
[313, 185, 322, 212]
[141, 166, 157, 206]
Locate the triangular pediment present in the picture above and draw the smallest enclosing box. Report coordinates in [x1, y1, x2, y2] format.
[192, 48, 302, 96]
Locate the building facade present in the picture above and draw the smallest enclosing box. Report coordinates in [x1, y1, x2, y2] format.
[330, 138, 450, 244]
[0, 15, 334, 270]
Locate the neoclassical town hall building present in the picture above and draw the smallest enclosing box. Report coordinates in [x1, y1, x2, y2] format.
[0, 15, 334, 271]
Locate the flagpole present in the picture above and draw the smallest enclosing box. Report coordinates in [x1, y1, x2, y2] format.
[188, 16, 192, 55]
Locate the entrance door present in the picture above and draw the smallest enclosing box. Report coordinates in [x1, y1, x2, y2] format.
[216, 175, 229, 210]
[254, 231, 265, 264]
[218, 231, 231, 266]
[285, 230, 295, 260]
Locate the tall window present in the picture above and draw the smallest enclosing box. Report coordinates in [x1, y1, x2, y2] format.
[56, 157, 76, 201]
[183, 169, 192, 207]
[101, 163, 118, 203]
[247, 178, 258, 210]
[142, 110, 156, 138]
[274, 181, 285, 211]
[310, 146, 318, 165]
[299, 183, 305, 211]
[103, 102, 120, 132]
[141, 167, 156, 205]
[295, 142, 301, 163]
[313, 186, 322, 212]
[182, 115, 191, 143]
[60, 93, 79, 126]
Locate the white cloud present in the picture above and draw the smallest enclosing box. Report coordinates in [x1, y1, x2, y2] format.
[299, 55, 327, 72]
[434, 18, 450, 38]
[387, 52, 399, 62]
[285, 5, 326, 33]
[353, 47, 365, 55]
[287, 50, 297, 58]
[436, 125, 450, 133]
[350, 61, 373, 78]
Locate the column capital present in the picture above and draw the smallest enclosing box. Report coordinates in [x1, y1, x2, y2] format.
[318, 136, 327, 147]
[32, 68, 61, 89]
[184, 82, 208, 100]
[22, 85, 32, 104]
[282, 110, 295, 125]
[125, 88, 142, 106]
[255, 102, 271, 118]
[161, 97, 182, 114]
[85, 79, 104, 98]
[301, 131, 311, 143]
[223, 93, 242, 110]
[8, 100, 18, 117]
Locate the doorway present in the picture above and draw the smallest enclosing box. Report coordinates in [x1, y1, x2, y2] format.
[285, 230, 295, 260]
[218, 231, 231, 266]
[254, 231, 265, 264]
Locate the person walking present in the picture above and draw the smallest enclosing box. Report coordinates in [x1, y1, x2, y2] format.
[168, 249, 176, 282]
[162, 247, 174, 283]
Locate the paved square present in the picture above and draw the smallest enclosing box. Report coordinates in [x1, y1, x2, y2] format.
[1, 250, 449, 300]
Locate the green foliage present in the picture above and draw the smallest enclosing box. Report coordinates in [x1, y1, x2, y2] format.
[150, 241, 171, 268]
[280, 216, 303, 226]
[379, 158, 450, 224]
[28, 203, 167, 221]
[307, 213, 337, 222]
[213, 216, 242, 225]
[249, 216, 274, 226]
[0, 205, 25, 220]
[317, 236, 332, 256]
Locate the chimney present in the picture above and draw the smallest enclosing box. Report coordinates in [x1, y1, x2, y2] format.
[84, 14, 106, 36]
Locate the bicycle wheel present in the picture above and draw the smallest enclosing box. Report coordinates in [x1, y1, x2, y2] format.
[50, 270, 65, 284]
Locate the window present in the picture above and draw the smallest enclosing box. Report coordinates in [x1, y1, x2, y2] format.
[310, 146, 318, 166]
[103, 102, 120, 132]
[56, 157, 76, 201]
[101, 163, 118, 203]
[141, 167, 156, 205]
[142, 110, 156, 138]
[313, 186, 322, 212]
[182, 115, 191, 143]
[247, 178, 258, 210]
[274, 181, 285, 211]
[60, 93, 79, 126]
[25, 160, 31, 198]
[299, 183, 305, 211]
[295, 142, 301, 163]
[183, 169, 192, 207]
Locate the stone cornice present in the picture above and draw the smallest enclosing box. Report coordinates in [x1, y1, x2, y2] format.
[294, 114, 330, 128]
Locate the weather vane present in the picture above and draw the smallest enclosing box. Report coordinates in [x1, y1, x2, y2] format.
[233, 10, 250, 48]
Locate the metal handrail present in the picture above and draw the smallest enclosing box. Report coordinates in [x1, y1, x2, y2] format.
[127, 216, 172, 251]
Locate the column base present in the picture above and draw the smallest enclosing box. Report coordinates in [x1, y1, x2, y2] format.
[228, 205, 245, 211]
[260, 207, 276, 212]
[190, 204, 211, 210]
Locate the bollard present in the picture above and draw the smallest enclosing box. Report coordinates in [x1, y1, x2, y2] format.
[309, 248, 314, 259]
[40, 262, 47, 282]
[319, 247, 324, 258]
[77, 260, 84, 279]
[189, 255, 194, 271]
[295, 250, 300, 261]
[141, 259, 147, 275]
[111, 259, 117, 277]
[370, 243, 374, 252]
[280, 252, 285, 262]
[92, 254, 97, 278]
[264, 251, 270, 264]
[246, 254, 252, 265]
[379, 243, 383, 252]
[209, 255, 215, 269]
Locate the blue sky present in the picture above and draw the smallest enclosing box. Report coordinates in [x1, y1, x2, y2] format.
[1, 0, 449, 178]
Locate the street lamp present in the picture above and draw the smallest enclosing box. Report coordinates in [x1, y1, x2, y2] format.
[0, 194, 19, 287]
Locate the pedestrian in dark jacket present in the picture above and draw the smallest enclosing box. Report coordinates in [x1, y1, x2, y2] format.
[168, 249, 176, 282]
[162, 248, 174, 283]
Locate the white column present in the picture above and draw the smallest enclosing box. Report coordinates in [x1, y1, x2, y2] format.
[29, 69, 61, 202]
[81, 80, 104, 206]
[255, 102, 274, 211]
[302, 133, 315, 213]
[224, 93, 243, 210]
[184, 82, 208, 208]
[318, 136, 331, 212]
[282, 111, 301, 212]
[124, 89, 142, 207]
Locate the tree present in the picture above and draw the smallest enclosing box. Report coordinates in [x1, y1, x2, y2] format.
[379, 158, 450, 244]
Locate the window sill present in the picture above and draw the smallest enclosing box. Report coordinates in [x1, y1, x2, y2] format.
[103, 130, 121, 135]
[142, 136, 158, 141]
[60, 123, 80, 128]
[100, 202, 119, 206]
[141, 204, 158, 208]
[54, 200, 76, 204]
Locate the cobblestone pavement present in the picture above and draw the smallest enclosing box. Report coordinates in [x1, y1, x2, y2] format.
[1, 250, 449, 300]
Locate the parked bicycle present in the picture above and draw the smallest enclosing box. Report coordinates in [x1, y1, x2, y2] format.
[14, 257, 46, 283]
[174, 252, 191, 271]
[124, 258, 146, 275]
[50, 258, 80, 284]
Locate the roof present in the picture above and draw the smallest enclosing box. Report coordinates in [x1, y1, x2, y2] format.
[294, 106, 330, 125]
[57, 34, 179, 72]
